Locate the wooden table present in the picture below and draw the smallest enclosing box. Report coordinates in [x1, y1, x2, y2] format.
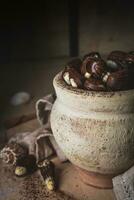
[0, 119, 116, 200]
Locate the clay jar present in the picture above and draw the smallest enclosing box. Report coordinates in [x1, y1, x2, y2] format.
[50, 72, 134, 189]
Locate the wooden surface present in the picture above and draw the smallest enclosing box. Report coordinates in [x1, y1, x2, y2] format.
[0, 119, 116, 200]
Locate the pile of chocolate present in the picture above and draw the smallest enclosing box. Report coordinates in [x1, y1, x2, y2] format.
[62, 51, 134, 91]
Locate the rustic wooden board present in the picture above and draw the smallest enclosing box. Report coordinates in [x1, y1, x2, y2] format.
[0, 119, 116, 200]
[0, 158, 116, 200]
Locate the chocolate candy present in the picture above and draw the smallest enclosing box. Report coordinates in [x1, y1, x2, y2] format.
[67, 58, 82, 73]
[107, 51, 127, 70]
[62, 51, 134, 92]
[81, 57, 106, 79]
[62, 67, 83, 88]
[106, 69, 132, 91]
[0, 142, 28, 166]
[37, 159, 55, 191]
[84, 78, 106, 91]
[83, 52, 101, 61]
[16, 154, 37, 174]
[125, 53, 134, 67]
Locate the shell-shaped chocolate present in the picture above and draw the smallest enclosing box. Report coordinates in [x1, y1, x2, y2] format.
[14, 155, 37, 177]
[106, 69, 131, 91]
[37, 159, 55, 177]
[81, 57, 106, 79]
[62, 67, 83, 88]
[17, 154, 37, 172]
[125, 53, 134, 67]
[83, 52, 101, 61]
[38, 159, 55, 191]
[0, 142, 28, 165]
[84, 78, 106, 91]
[67, 58, 82, 73]
[107, 51, 127, 70]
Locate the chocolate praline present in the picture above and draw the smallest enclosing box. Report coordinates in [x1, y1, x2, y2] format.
[107, 50, 127, 71]
[83, 52, 101, 61]
[67, 58, 82, 73]
[62, 67, 83, 88]
[84, 78, 106, 91]
[106, 69, 133, 91]
[81, 57, 106, 79]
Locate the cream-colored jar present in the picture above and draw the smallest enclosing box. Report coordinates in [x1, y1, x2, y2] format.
[50, 72, 134, 188]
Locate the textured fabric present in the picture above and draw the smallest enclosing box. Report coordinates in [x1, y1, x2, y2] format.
[9, 94, 67, 162]
[35, 94, 67, 162]
[113, 166, 134, 200]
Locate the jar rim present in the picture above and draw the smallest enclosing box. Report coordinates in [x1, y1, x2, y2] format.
[53, 71, 134, 98]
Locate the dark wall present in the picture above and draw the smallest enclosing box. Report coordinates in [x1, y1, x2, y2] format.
[79, 0, 134, 55]
[0, 1, 69, 62]
[0, 0, 134, 63]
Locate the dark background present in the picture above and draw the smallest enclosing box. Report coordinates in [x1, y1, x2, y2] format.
[1, 0, 134, 122]
[1, 0, 134, 63]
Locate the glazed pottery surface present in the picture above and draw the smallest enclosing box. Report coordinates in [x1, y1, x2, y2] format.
[50, 72, 134, 176]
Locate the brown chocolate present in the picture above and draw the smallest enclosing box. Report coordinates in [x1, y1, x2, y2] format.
[37, 159, 55, 191]
[107, 51, 127, 70]
[106, 69, 132, 91]
[83, 52, 101, 61]
[62, 67, 83, 88]
[84, 78, 106, 91]
[125, 53, 134, 67]
[81, 57, 106, 79]
[0, 142, 28, 165]
[16, 154, 37, 173]
[67, 58, 82, 73]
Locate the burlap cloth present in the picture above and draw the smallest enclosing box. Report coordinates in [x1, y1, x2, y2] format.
[9, 94, 66, 162]
[9, 94, 134, 200]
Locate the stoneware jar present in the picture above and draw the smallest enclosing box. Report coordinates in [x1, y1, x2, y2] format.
[50, 72, 134, 189]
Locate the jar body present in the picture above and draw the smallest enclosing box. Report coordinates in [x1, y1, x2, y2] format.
[50, 73, 134, 175]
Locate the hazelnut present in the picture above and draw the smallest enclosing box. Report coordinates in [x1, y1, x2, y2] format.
[102, 72, 111, 83]
[15, 166, 27, 177]
[63, 71, 71, 85]
[81, 57, 106, 79]
[43, 177, 55, 191]
[84, 78, 106, 91]
[62, 67, 83, 88]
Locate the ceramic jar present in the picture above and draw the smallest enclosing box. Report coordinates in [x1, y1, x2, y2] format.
[50, 72, 134, 188]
